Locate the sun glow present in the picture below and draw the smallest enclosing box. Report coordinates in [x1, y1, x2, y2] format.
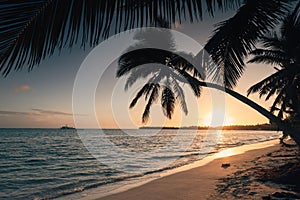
[203, 110, 235, 127]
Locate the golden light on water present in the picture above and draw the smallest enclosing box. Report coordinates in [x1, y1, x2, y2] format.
[215, 149, 234, 158]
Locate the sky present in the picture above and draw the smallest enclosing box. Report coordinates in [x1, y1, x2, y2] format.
[0, 7, 278, 128]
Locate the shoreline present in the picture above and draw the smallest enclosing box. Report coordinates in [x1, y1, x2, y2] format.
[59, 139, 281, 200]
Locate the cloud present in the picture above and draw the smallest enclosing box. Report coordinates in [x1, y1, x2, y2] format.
[0, 109, 76, 116]
[14, 85, 30, 92]
[0, 111, 36, 116]
[0, 110, 76, 128]
[0, 109, 86, 118]
[31, 108, 74, 116]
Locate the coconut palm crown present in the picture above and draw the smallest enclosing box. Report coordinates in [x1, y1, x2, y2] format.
[117, 19, 206, 122]
[247, 2, 300, 120]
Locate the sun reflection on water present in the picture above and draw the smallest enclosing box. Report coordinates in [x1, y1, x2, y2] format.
[215, 149, 234, 158]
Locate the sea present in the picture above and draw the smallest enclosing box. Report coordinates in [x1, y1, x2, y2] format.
[0, 128, 282, 200]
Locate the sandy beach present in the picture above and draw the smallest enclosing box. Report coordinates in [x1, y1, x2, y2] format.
[62, 140, 299, 200]
[99, 143, 299, 200]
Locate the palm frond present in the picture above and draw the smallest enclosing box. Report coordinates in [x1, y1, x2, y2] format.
[129, 83, 153, 108]
[260, 34, 284, 50]
[161, 86, 175, 119]
[265, 86, 278, 101]
[124, 65, 161, 90]
[0, 0, 242, 76]
[172, 78, 188, 115]
[205, 0, 288, 88]
[249, 49, 286, 59]
[248, 56, 287, 66]
[142, 83, 160, 123]
[117, 48, 169, 77]
[281, 1, 300, 38]
[248, 48, 288, 66]
[171, 51, 206, 80]
[275, 90, 289, 119]
[270, 88, 286, 113]
[118, 48, 205, 81]
[247, 70, 284, 96]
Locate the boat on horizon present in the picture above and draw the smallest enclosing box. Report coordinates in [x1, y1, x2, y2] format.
[60, 125, 76, 130]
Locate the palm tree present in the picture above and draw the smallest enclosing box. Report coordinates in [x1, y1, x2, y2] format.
[117, 26, 205, 122]
[247, 2, 300, 119]
[117, 18, 205, 122]
[246, 2, 300, 143]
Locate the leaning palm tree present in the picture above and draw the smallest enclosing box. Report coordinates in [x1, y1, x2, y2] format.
[118, 47, 300, 145]
[117, 15, 300, 146]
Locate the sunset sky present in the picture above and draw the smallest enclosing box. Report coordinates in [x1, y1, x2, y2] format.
[0, 8, 277, 128]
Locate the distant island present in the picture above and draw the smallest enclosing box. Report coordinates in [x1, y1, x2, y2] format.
[140, 123, 279, 131]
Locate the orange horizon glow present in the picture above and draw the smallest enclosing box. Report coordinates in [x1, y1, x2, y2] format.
[203, 110, 235, 127]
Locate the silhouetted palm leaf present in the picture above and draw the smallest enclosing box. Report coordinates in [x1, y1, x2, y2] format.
[0, 0, 242, 76]
[130, 83, 153, 108]
[142, 83, 160, 122]
[117, 48, 173, 77]
[171, 78, 188, 115]
[247, 48, 288, 66]
[161, 85, 175, 119]
[205, 0, 288, 88]
[124, 65, 162, 90]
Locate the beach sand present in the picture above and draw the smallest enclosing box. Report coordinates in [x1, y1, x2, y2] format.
[65, 140, 299, 200]
[100, 143, 299, 200]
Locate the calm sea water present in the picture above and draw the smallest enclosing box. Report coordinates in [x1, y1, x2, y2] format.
[0, 128, 281, 200]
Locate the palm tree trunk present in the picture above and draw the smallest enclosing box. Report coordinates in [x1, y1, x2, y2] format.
[191, 79, 300, 146]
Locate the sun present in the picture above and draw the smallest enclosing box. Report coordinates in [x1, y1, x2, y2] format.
[203, 110, 235, 127]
